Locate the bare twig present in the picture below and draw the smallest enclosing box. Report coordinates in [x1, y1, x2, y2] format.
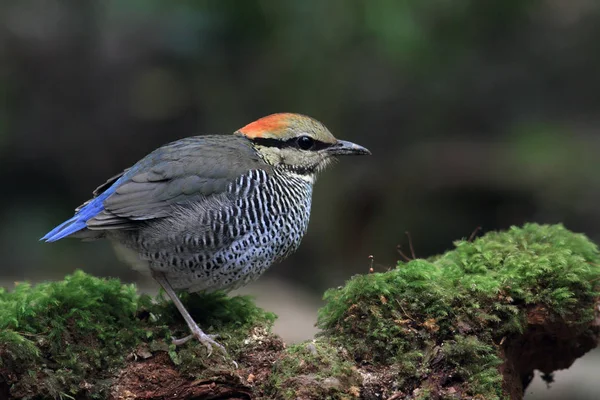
[396, 298, 416, 322]
[405, 231, 416, 259]
[468, 226, 482, 242]
[397, 245, 412, 262]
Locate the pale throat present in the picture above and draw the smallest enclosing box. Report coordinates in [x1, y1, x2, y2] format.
[289, 171, 316, 184]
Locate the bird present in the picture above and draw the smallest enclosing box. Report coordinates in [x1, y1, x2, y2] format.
[41, 113, 371, 353]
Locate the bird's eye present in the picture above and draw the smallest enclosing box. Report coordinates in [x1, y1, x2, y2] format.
[297, 135, 315, 150]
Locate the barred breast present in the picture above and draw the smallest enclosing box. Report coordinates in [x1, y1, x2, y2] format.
[115, 168, 314, 292]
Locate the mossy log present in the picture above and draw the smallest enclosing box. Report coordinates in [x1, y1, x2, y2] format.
[1, 224, 599, 399]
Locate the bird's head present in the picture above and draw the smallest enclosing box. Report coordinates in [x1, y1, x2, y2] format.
[235, 113, 370, 177]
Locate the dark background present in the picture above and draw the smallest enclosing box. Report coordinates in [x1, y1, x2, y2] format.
[1, 1, 599, 397]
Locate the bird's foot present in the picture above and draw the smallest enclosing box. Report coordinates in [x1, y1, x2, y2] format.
[172, 330, 225, 356]
[150, 272, 227, 356]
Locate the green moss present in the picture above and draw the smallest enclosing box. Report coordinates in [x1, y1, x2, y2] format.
[318, 223, 600, 399]
[268, 339, 362, 400]
[0, 270, 275, 398]
[442, 336, 503, 395]
[0, 271, 147, 398]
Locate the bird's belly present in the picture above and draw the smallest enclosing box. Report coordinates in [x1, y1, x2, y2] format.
[115, 172, 314, 292]
[159, 218, 308, 292]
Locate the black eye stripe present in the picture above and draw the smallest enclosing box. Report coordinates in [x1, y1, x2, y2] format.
[251, 136, 332, 151]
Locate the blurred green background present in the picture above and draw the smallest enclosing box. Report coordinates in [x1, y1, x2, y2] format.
[1, 0, 599, 397]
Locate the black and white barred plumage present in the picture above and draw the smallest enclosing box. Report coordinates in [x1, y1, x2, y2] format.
[118, 168, 314, 292]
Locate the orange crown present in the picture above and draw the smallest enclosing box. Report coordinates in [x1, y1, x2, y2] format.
[237, 113, 297, 139]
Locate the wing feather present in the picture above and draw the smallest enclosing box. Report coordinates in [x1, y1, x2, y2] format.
[42, 135, 270, 241]
[86, 135, 270, 229]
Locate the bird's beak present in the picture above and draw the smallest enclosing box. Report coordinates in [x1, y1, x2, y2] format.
[327, 140, 371, 156]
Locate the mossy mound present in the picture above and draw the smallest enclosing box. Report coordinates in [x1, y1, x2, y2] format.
[317, 223, 600, 399]
[0, 271, 275, 399]
[0, 271, 149, 398]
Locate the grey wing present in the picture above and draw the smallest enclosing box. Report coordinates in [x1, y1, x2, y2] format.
[85, 135, 270, 230]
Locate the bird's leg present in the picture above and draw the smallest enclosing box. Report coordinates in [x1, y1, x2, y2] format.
[151, 271, 226, 355]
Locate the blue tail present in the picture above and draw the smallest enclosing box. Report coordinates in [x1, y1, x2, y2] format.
[40, 216, 89, 242]
[41, 189, 115, 242]
[41, 157, 142, 242]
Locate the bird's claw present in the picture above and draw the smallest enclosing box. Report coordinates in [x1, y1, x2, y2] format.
[171, 331, 226, 357]
[171, 334, 193, 346]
